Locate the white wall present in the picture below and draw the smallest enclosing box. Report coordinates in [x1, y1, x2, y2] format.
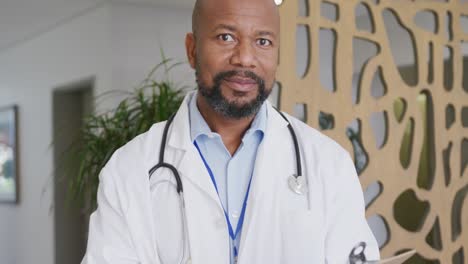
[0, 2, 195, 263]
[108, 2, 194, 97]
[0, 5, 111, 264]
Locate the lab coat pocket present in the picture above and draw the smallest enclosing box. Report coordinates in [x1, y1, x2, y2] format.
[281, 210, 324, 263]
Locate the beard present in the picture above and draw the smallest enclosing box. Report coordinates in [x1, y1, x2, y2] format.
[196, 69, 271, 119]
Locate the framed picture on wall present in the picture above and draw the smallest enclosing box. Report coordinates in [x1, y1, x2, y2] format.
[0, 105, 18, 203]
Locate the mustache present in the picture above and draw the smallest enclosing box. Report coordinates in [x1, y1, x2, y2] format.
[213, 70, 265, 87]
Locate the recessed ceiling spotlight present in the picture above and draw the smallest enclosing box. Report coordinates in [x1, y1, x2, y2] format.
[275, 0, 283, 6]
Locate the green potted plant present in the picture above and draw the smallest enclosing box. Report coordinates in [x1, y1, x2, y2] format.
[65, 58, 187, 214]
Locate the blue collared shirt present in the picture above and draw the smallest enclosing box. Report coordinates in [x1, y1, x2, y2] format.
[188, 92, 267, 262]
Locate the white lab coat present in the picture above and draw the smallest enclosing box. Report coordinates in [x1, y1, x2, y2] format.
[82, 92, 380, 264]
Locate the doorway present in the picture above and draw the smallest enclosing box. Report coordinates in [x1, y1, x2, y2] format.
[53, 78, 93, 264]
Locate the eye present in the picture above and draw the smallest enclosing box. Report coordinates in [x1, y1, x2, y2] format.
[218, 34, 235, 42]
[257, 38, 273, 47]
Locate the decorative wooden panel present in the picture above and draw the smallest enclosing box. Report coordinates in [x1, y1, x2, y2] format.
[277, 0, 468, 263]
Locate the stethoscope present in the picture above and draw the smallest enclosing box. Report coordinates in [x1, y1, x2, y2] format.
[349, 242, 377, 264]
[148, 109, 307, 263]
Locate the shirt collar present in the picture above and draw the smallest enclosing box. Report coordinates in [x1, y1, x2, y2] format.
[189, 91, 267, 143]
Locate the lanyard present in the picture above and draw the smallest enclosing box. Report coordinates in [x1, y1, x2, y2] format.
[194, 141, 253, 257]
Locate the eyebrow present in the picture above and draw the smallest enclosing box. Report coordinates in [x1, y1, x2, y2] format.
[212, 24, 237, 33]
[212, 24, 277, 39]
[257, 30, 277, 39]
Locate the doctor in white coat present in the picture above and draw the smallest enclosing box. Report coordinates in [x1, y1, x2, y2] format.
[82, 0, 380, 263]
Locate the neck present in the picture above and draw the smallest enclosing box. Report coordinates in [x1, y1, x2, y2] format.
[196, 95, 256, 155]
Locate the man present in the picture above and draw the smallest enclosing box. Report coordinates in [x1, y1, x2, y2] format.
[82, 0, 380, 263]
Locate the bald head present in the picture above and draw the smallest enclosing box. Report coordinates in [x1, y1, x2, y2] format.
[191, 0, 280, 36]
[184, 0, 280, 120]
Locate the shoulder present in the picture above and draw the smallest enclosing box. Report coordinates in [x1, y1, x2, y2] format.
[278, 112, 357, 189]
[110, 120, 167, 165]
[282, 112, 351, 162]
[102, 120, 168, 180]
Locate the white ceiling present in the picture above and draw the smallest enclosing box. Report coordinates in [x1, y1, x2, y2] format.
[0, 0, 195, 53]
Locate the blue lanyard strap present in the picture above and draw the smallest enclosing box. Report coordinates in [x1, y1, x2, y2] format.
[193, 141, 253, 245]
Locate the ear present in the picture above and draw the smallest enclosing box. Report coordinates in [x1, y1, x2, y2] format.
[185, 33, 196, 69]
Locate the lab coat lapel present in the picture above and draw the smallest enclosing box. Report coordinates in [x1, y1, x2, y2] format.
[166, 94, 229, 263]
[245, 104, 289, 201]
[167, 94, 222, 205]
[237, 104, 292, 263]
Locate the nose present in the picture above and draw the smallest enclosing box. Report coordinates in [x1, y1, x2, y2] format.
[230, 41, 256, 69]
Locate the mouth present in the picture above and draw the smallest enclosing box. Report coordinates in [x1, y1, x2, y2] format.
[222, 76, 257, 93]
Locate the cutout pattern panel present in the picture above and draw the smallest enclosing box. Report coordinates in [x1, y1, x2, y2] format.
[277, 0, 468, 262]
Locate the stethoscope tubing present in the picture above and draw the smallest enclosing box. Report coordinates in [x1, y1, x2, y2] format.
[148, 114, 183, 193]
[275, 110, 302, 177]
[148, 109, 302, 184]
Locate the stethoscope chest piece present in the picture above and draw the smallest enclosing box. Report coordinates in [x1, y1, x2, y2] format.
[288, 174, 308, 195]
